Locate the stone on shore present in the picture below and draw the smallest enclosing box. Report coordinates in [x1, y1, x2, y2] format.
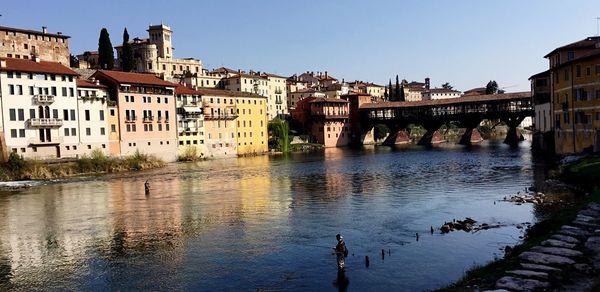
[506, 269, 548, 279]
[557, 228, 590, 239]
[495, 276, 549, 291]
[579, 209, 600, 217]
[575, 214, 597, 222]
[518, 251, 576, 266]
[550, 234, 580, 244]
[519, 263, 561, 272]
[530, 246, 583, 257]
[540, 239, 577, 249]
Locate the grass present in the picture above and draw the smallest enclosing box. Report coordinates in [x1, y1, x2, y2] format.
[177, 146, 204, 162]
[289, 143, 324, 152]
[1, 149, 165, 181]
[439, 155, 600, 291]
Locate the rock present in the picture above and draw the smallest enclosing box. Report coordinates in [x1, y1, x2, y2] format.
[572, 220, 600, 229]
[530, 246, 583, 257]
[573, 263, 593, 274]
[550, 234, 580, 244]
[557, 228, 590, 239]
[506, 270, 548, 279]
[575, 214, 597, 222]
[520, 263, 561, 272]
[540, 239, 577, 249]
[495, 276, 549, 291]
[579, 209, 600, 217]
[519, 251, 576, 266]
[440, 224, 451, 233]
[464, 217, 476, 224]
[584, 236, 600, 253]
[588, 203, 600, 211]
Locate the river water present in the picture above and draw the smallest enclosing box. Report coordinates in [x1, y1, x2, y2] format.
[0, 140, 543, 291]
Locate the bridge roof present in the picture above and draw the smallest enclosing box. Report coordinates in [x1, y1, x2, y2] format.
[359, 91, 531, 109]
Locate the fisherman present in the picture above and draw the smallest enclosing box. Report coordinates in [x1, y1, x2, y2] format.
[334, 234, 348, 271]
[144, 180, 150, 195]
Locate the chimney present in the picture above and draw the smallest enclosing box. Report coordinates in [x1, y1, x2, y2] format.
[325, 71, 328, 79]
[425, 77, 430, 90]
[42, 26, 48, 34]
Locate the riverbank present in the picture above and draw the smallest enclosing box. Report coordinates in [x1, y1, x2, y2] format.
[440, 155, 600, 291]
[0, 149, 165, 182]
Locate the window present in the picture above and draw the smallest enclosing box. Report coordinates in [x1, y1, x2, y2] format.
[567, 51, 575, 61]
[64, 128, 70, 136]
[53, 109, 58, 119]
[71, 128, 76, 136]
[99, 110, 104, 121]
[576, 65, 581, 78]
[70, 109, 76, 120]
[7, 72, 13, 78]
[100, 128, 106, 135]
[69, 88, 74, 97]
[63, 110, 69, 120]
[19, 129, 25, 138]
[10, 129, 17, 138]
[62, 87, 67, 97]
[17, 109, 24, 121]
[85, 110, 90, 121]
[8, 85, 14, 95]
[157, 97, 160, 103]
[86, 128, 91, 136]
[111, 124, 116, 133]
[164, 97, 168, 103]
[9, 109, 16, 121]
[29, 86, 34, 95]
[30, 109, 35, 119]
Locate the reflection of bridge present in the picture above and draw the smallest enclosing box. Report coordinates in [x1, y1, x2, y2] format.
[357, 92, 533, 145]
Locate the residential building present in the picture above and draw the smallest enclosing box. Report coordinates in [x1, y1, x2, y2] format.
[200, 89, 239, 158]
[422, 88, 461, 100]
[288, 89, 325, 110]
[76, 79, 111, 155]
[175, 86, 206, 158]
[529, 70, 553, 152]
[114, 24, 202, 80]
[322, 83, 350, 99]
[0, 25, 70, 65]
[545, 37, 600, 154]
[403, 80, 426, 102]
[291, 97, 350, 147]
[92, 70, 178, 162]
[235, 92, 269, 155]
[76, 51, 100, 69]
[0, 57, 80, 159]
[263, 73, 288, 119]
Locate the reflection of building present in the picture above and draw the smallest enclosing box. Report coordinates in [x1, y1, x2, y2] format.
[545, 36, 600, 154]
[0, 25, 70, 65]
[114, 24, 202, 81]
[92, 70, 178, 161]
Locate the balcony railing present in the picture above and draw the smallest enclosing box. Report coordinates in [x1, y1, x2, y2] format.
[28, 118, 63, 127]
[28, 137, 63, 145]
[34, 95, 55, 104]
[125, 116, 137, 123]
[143, 116, 155, 123]
[204, 113, 238, 120]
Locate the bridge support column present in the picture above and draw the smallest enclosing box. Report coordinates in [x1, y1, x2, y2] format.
[459, 119, 483, 145]
[383, 123, 411, 145]
[418, 121, 444, 145]
[502, 116, 525, 146]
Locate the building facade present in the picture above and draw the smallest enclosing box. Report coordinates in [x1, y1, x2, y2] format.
[0, 26, 70, 65]
[201, 90, 238, 158]
[235, 93, 268, 155]
[92, 70, 178, 161]
[0, 57, 80, 159]
[291, 97, 350, 147]
[175, 86, 206, 158]
[529, 70, 553, 152]
[76, 79, 111, 155]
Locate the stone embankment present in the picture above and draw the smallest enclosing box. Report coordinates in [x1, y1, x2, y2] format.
[487, 202, 600, 291]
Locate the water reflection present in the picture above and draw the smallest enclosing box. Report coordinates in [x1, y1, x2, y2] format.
[0, 140, 540, 291]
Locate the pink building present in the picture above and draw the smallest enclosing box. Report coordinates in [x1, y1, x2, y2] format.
[292, 97, 350, 147]
[92, 70, 178, 161]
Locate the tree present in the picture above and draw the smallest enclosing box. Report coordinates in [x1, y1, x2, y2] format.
[69, 54, 79, 68]
[121, 28, 135, 72]
[268, 118, 290, 152]
[395, 75, 401, 101]
[485, 80, 499, 94]
[98, 28, 114, 70]
[442, 82, 453, 90]
[399, 82, 405, 101]
[388, 79, 394, 101]
[374, 124, 390, 140]
[384, 86, 388, 100]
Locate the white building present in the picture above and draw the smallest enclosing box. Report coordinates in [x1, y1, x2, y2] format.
[0, 57, 82, 159]
[263, 73, 288, 119]
[76, 79, 111, 155]
[422, 88, 462, 100]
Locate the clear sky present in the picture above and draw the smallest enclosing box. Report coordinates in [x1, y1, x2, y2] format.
[1, 0, 599, 91]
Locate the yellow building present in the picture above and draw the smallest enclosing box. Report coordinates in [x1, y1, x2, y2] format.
[546, 37, 600, 154]
[235, 93, 268, 155]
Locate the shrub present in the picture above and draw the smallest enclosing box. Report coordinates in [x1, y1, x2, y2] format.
[178, 146, 201, 162]
[374, 124, 390, 140]
[7, 152, 26, 172]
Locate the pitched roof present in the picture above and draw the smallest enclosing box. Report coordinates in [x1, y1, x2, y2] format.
[195, 88, 266, 98]
[309, 97, 349, 104]
[229, 72, 268, 80]
[0, 57, 78, 75]
[528, 70, 550, 80]
[76, 79, 107, 88]
[360, 92, 531, 109]
[211, 67, 238, 74]
[175, 85, 204, 95]
[262, 72, 288, 79]
[92, 70, 177, 87]
[544, 36, 600, 58]
[428, 88, 460, 93]
[0, 25, 70, 39]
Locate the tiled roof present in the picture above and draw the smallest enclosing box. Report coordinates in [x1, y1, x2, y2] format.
[195, 88, 266, 98]
[0, 25, 70, 39]
[114, 38, 150, 48]
[77, 79, 107, 88]
[360, 92, 531, 109]
[544, 36, 600, 58]
[309, 97, 349, 104]
[93, 70, 177, 87]
[528, 70, 550, 80]
[229, 72, 268, 80]
[0, 57, 78, 75]
[210, 67, 238, 74]
[262, 72, 288, 79]
[551, 49, 600, 70]
[428, 88, 460, 93]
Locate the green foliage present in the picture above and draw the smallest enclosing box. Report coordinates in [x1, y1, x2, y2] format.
[442, 82, 453, 90]
[178, 146, 202, 162]
[388, 79, 394, 101]
[268, 118, 290, 152]
[98, 28, 114, 70]
[69, 54, 79, 68]
[121, 28, 135, 72]
[7, 152, 26, 172]
[485, 80, 498, 94]
[374, 124, 390, 140]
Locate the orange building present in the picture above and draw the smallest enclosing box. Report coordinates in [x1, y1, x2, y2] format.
[291, 97, 350, 147]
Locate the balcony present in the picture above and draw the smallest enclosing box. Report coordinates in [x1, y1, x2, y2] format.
[28, 118, 63, 128]
[204, 113, 238, 120]
[143, 116, 155, 123]
[33, 94, 55, 104]
[275, 99, 283, 105]
[125, 116, 137, 123]
[28, 137, 63, 145]
[311, 112, 349, 119]
[179, 126, 198, 133]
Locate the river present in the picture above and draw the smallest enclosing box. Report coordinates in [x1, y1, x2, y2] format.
[0, 140, 544, 291]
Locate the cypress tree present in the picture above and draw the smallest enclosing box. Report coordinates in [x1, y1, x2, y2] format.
[388, 79, 394, 101]
[395, 75, 401, 101]
[399, 83, 405, 101]
[121, 28, 135, 72]
[384, 87, 388, 100]
[98, 28, 114, 70]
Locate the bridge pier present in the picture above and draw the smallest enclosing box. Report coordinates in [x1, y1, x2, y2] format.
[382, 123, 411, 145]
[458, 118, 483, 145]
[418, 121, 445, 145]
[502, 116, 525, 146]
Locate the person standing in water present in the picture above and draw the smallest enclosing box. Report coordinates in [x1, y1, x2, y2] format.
[335, 234, 348, 271]
[144, 180, 150, 195]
